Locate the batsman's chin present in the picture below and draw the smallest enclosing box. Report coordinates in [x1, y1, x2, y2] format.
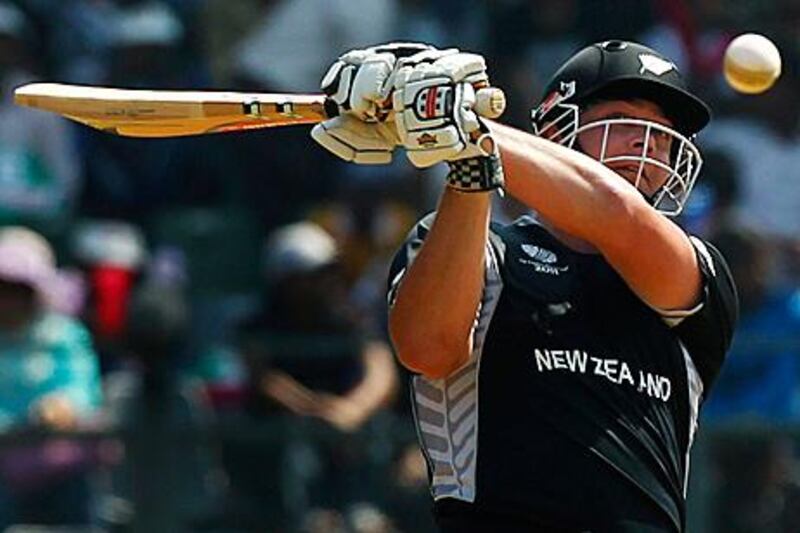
[607, 164, 642, 182]
[608, 165, 665, 194]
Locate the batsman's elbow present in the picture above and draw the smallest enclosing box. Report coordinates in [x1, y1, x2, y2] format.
[388, 320, 471, 380]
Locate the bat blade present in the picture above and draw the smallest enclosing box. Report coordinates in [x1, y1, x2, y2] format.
[14, 83, 331, 138]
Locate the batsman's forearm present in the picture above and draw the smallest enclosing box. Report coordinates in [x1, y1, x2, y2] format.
[491, 121, 638, 246]
[389, 189, 490, 378]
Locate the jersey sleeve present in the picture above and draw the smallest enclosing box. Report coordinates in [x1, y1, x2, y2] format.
[386, 212, 437, 309]
[671, 236, 740, 389]
[386, 214, 504, 308]
[386, 214, 504, 374]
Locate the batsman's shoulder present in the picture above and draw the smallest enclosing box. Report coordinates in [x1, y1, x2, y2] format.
[672, 234, 740, 380]
[688, 236, 736, 293]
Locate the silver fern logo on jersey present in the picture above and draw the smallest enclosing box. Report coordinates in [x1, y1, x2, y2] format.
[519, 244, 568, 275]
[521, 245, 556, 263]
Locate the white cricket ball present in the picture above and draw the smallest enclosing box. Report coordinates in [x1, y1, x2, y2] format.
[723, 33, 782, 94]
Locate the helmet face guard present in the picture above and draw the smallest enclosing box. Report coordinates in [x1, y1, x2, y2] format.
[576, 119, 702, 216]
[530, 41, 711, 217]
[532, 82, 703, 216]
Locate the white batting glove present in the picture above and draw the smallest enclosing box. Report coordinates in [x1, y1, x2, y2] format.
[393, 53, 490, 167]
[393, 53, 504, 192]
[312, 43, 458, 164]
[311, 114, 400, 165]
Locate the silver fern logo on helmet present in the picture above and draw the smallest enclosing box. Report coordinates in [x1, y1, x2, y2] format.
[638, 54, 676, 76]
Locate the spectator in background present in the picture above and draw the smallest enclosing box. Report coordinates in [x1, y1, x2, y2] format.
[227, 221, 398, 529]
[98, 279, 227, 531]
[0, 2, 81, 236]
[77, 2, 214, 223]
[70, 219, 147, 373]
[199, 0, 402, 235]
[703, 225, 800, 421]
[200, 0, 266, 87]
[28, 0, 118, 85]
[244, 221, 398, 431]
[483, 0, 585, 129]
[313, 200, 418, 338]
[679, 147, 740, 237]
[701, 44, 800, 284]
[230, 0, 397, 92]
[712, 434, 800, 533]
[0, 227, 102, 528]
[32, 0, 207, 85]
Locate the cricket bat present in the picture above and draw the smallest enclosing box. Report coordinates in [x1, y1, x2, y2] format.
[14, 82, 506, 138]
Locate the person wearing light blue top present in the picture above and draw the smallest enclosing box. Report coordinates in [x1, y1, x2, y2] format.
[0, 311, 102, 429]
[703, 226, 800, 422]
[0, 227, 102, 528]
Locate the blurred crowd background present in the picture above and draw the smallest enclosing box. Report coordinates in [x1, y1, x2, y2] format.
[0, 0, 798, 531]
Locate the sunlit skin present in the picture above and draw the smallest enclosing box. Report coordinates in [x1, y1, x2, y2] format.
[577, 99, 675, 196]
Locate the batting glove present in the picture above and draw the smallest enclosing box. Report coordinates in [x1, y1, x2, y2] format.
[392, 53, 504, 192]
[312, 42, 455, 164]
[311, 114, 401, 165]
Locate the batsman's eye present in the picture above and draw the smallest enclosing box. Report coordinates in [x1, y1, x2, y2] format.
[652, 129, 671, 142]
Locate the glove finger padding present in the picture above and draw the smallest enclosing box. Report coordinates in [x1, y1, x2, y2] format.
[311, 115, 399, 165]
[389, 50, 504, 191]
[395, 80, 495, 168]
[348, 53, 396, 118]
[314, 42, 498, 168]
[321, 60, 356, 107]
[421, 52, 488, 84]
[321, 42, 439, 120]
[369, 42, 435, 58]
[394, 80, 469, 168]
[397, 48, 460, 68]
[391, 50, 503, 171]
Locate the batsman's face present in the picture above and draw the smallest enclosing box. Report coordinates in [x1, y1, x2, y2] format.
[577, 99, 674, 196]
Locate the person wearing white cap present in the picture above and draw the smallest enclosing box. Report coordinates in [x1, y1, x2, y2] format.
[231, 221, 398, 527]
[247, 221, 397, 429]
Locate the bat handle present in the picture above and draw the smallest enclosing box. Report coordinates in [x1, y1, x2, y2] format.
[474, 87, 506, 119]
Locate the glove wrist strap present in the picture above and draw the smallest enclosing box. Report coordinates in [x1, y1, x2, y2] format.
[445, 153, 505, 193]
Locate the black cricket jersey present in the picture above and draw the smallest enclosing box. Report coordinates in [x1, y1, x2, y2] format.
[387, 214, 738, 532]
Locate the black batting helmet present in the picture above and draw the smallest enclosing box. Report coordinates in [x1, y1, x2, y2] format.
[533, 40, 710, 136]
[531, 40, 710, 216]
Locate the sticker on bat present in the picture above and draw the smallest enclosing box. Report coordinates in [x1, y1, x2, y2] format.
[243, 101, 262, 117]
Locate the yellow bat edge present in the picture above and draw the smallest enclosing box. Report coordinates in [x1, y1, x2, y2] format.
[14, 83, 331, 138]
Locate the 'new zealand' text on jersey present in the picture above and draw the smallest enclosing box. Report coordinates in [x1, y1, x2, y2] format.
[387, 215, 738, 532]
